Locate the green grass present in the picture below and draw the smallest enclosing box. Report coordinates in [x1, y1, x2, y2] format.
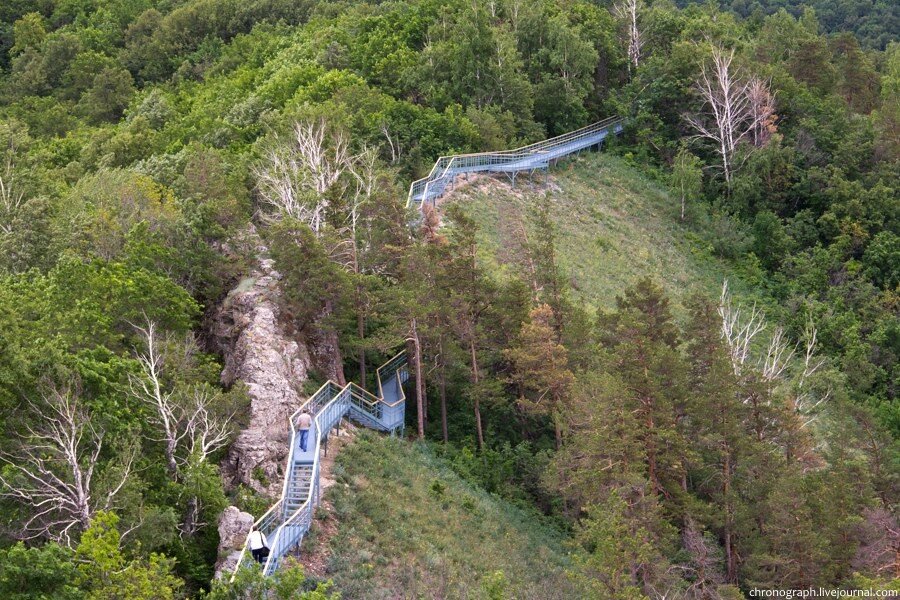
[451, 152, 769, 319]
[321, 431, 577, 599]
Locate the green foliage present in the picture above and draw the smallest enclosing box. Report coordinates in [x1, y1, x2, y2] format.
[689, 0, 899, 50]
[572, 492, 660, 600]
[0, 543, 80, 600]
[10, 12, 45, 57]
[268, 218, 352, 335]
[205, 560, 337, 599]
[0, 0, 896, 596]
[670, 146, 703, 220]
[74, 511, 184, 599]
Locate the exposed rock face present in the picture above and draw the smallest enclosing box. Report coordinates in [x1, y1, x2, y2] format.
[211, 225, 312, 497]
[215, 506, 254, 577]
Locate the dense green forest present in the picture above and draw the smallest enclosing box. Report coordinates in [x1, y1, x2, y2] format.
[679, 0, 898, 49]
[0, 0, 896, 597]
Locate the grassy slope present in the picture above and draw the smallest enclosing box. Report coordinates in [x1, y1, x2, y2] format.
[448, 152, 766, 318]
[310, 155, 772, 599]
[318, 431, 576, 600]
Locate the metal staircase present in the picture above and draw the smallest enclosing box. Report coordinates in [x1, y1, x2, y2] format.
[232, 118, 624, 580]
[231, 351, 409, 579]
[407, 116, 625, 209]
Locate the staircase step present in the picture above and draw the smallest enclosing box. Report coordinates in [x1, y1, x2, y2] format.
[245, 353, 411, 579]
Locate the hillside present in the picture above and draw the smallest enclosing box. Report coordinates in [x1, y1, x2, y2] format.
[448, 152, 765, 318]
[0, 0, 896, 596]
[311, 431, 576, 600]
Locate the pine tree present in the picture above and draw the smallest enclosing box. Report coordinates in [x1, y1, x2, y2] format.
[442, 205, 496, 449]
[504, 304, 575, 449]
[596, 278, 689, 500]
[683, 294, 752, 583]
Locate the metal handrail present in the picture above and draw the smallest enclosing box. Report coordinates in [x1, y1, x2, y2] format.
[407, 116, 624, 208]
[230, 351, 408, 580]
[261, 388, 348, 575]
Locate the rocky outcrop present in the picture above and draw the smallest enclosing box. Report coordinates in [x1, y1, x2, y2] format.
[215, 506, 254, 577]
[211, 225, 312, 497]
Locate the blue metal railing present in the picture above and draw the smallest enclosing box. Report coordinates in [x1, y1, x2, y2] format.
[231, 118, 624, 580]
[407, 116, 625, 209]
[231, 351, 407, 579]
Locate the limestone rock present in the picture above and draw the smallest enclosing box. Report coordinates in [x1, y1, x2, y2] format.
[211, 225, 312, 496]
[214, 505, 254, 578]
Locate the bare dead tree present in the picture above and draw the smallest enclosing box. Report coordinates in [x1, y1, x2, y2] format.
[183, 386, 233, 462]
[761, 326, 795, 383]
[130, 320, 182, 475]
[718, 280, 766, 376]
[347, 146, 379, 244]
[0, 382, 134, 547]
[718, 280, 831, 427]
[129, 320, 234, 537]
[852, 507, 900, 580]
[0, 173, 24, 236]
[130, 320, 233, 469]
[255, 118, 353, 233]
[380, 122, 401, 163]
[747, 76, 777, 147]
[674, 518, 726, 599]
[685, 45, 774, 185]
[0, 129, 24, 237]
[792, 318, 831, 428]
[614, 0, 644, 75]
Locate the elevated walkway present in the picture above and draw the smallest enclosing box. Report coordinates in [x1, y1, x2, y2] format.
[407, 116, 625, 209]
[233, 117, 624, 580]
[231, 352, 408, 578]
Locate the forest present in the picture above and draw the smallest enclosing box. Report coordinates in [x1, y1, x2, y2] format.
[0, 0, 896, 597]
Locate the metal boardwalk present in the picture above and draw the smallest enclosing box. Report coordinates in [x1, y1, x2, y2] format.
[407, 116, 624, 209]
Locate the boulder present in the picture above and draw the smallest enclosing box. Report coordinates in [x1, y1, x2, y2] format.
[211, 225, 312, 496]
[214, 505, 254, 578]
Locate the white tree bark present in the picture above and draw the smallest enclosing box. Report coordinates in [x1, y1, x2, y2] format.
[130, 319, 233, 469]
[184, 386, 233, 462]
[614, 0, 643, 74]
[793, 318, 830, 428]
[718, 280, 830, 426]
[130, 320, 182, 475]
[718, 280, 766, 376]
[130, 320, 234, 537]
[255, 119, 353, 233]
[686, 45, 774, 185]
[0, 382, 134, 546]
[0, 133, 24, 237]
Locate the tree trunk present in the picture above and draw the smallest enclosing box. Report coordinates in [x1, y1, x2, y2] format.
[439, 337, 449, 443]
[411, 318, 425, 441]
[553, 412, 563, 450]
[165, 439, 178, 477]
[469, 337, 484, 450]
[644, 399, 661, 496]
[183, 496, 200, 537]
[319, 299, 345, 385]
[357, 301, 366, 387]
[724, 451, 737, 583]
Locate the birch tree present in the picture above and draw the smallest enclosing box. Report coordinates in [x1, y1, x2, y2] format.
[0, 120, 27, 238]
[129, 320, 233, 535]
[670, 147, 703, 221]
[255, 119, 353, 233]
[686, 45, 775, 186]
[614, 0, 643, 74]
[0, 382, 135, 547]
[717, 280, 829, 428]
